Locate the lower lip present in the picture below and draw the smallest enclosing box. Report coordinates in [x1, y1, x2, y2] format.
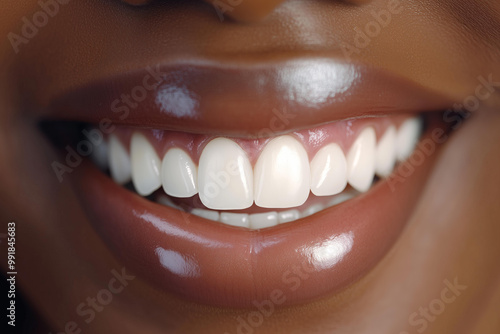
[73, 125, 440, 308]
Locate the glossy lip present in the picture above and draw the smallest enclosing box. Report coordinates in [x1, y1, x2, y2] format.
[50, 60, 452, 307]
[46, 58, 453, 137]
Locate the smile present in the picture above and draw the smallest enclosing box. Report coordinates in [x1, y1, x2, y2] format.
[43, 59, 454, 307]
[89, 115, 422, 229]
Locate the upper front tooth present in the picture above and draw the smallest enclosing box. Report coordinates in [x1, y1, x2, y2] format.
[108, 134, 132, 184]
[198, 138, 253, 210]
[396, 117, 423, 161]
[347, 127, 376, 192]
[130, 133, 162, 196]
[254, 135, 310, 208]
[161, 148, 198, 198]
[375, 126, 397, 178]
[310, 143, 347, 196]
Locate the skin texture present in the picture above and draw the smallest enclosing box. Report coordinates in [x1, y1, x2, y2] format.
[0, 0, 499, 333]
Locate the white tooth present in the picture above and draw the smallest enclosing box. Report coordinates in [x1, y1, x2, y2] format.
[396, 117, 423, 161]
[91, 137, 109, 171]
[108, 134, 132, 184]
[346, 127, 376, 192]
[191, 208, 220, 221]
[375, 126, 397, 178]
[161, 148, 198, 198]
[156, 195, 184, 211]
[310, 143, 347, 196]
[254, 136, 310, 208]
[278, 209, 300, 224]
[249, 212, 278, 230]
[220, 213, 250, 228]
[301, 203, 324, 218]
[198, 138, 253, 210]
[327, 190, 357, 207]
[130, 133, 162, 196]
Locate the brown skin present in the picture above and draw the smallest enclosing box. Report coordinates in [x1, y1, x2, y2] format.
[1, 0, 499, 333]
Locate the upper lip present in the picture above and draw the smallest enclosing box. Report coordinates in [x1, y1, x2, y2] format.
[45, 58, 452, 136]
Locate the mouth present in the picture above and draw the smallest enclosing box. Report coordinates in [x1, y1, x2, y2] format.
[86, 114, 422, 228]
[41, 59, 455, 307]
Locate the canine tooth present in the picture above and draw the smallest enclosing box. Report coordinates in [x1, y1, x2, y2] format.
[375, 126, 397, 178]
[161, 148, 198, 198]
[278, 210, 300, 224]
[396, 117, 423, 161]
[301, 203, 324, 218]
[249, 212, 278, 230]
[130, 133, 162, 196]
[91, 138, 109, 171]
[310, 143, 347, 196]
[347, 127, 376, 192]
[254, 135, 310, 208]
[220, 213, 250, 228]
[191, 208, 219, 221]
[108, 134, 132, 184]
[198, 138, 253, 210]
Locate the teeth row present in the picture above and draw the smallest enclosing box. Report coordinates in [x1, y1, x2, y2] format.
[157, 191, 357, 230]
[93, 117, 422, 211]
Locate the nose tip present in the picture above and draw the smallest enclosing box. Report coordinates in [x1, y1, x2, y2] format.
[204, 0, 287, 22]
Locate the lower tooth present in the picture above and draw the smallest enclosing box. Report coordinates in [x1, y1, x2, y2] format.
[278, 209, 300, 224]
[249, 212, 278, 230]
[327, 191, 357, 207]
[301, 203, 324, 218]
[191, 208, 220, 221]
[220, 213, 250, 228]
[172, 191, 357, 227]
